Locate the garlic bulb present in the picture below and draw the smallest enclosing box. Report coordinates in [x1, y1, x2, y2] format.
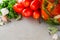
[1, 16, 8, 22]
[54, 15, 60, 19]
[0, 0, 3, 4]
[17, 0, 22, 3]
[52, 34, 58, 40]
[1, 8, 9, 16]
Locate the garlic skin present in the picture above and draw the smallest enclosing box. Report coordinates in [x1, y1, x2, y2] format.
[54, 15, 60, 19]
[0, 0, 3, 4]
[1, 16, 8, 22]
[17, 0, 22, 3]
[52, 34, 58, 40]
[0, 8, 9, 16]
[0, 8, 9, 23]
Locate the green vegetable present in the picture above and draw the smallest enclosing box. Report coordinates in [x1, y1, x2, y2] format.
[48, 26, 58, 34]
[16, 15, 22, 21]
[46, 18, 60, 25]
[0, 12, 2, 15]
[0, 0, 19, 19]
[43, 0, 48, 8]
[7, 0, 18, 19]
[0, 0, 8, 9]
[43, 7, 50, 15]
[54, 0, 58, 5]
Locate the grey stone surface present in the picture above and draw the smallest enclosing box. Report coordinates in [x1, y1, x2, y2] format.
[0, 18, 52, 40]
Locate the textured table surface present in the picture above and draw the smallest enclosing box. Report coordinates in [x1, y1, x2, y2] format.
[0, 18, 52, 40]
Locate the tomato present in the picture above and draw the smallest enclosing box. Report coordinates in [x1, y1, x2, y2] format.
[30, 0, 40, 10]
[51, 4, 60, 16]
[13, 3, 25, 14]
[41, 9, 49, 21]
[22, 0, 32, 7]
[22, 8, 33, 18]
[33, 10, 40, 19]
[39, 0, 42, 8]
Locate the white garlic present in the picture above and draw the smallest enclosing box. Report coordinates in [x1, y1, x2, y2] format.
[17, 0, 22, 3]
[54, 15, 60, 19]
[1, 8, 9, 16]
[52, 34, 58, 40]
[0, 22, 4, 26]
[0, 0, 3, 4]
[1, 16, 8, 22]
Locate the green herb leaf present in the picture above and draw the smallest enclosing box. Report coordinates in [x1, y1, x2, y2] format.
[48, 26, 58, 34]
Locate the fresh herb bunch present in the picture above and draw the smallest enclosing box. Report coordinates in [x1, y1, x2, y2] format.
[0, 0, 18, 19]
[46, 18, 60, 25]
[48, 26, 58, 34]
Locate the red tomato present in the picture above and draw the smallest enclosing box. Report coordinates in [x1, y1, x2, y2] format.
[30, 0, 40, 10]
[13, 3, 25, 14]
[33, 10, 40, 19]
[22, 0, 32, 7]
[22, 8, 33, 18]
[51, 4, 60, 16]
[39, 0, 42, 8]
[34, 0, 42, 8]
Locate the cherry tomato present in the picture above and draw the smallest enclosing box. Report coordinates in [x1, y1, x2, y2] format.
[34, 0, 42, 8]
[30, 0, 40, 10]
[33, 10, 40, 19]
[41, 9, 49, 21]
[13, 3, 25, 14]
[22, 0, 32, 7]
[22, 8, 33, 18]
[39, 0, 42, 8]
[51, 4, 60, 16]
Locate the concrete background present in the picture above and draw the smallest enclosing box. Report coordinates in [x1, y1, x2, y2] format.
[0, 18, 52, 40]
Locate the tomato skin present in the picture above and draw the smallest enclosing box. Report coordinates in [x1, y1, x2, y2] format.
[41, 9, 49, 21]
[51, 4, 60, 16]
[22, 8, 33, 18]
[13, 3, 25, 14]
[33, 10, 40, 19]
[22, 0, 32, 7]
[30, 0, 40, 10]
[39, 0, 42, 8]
